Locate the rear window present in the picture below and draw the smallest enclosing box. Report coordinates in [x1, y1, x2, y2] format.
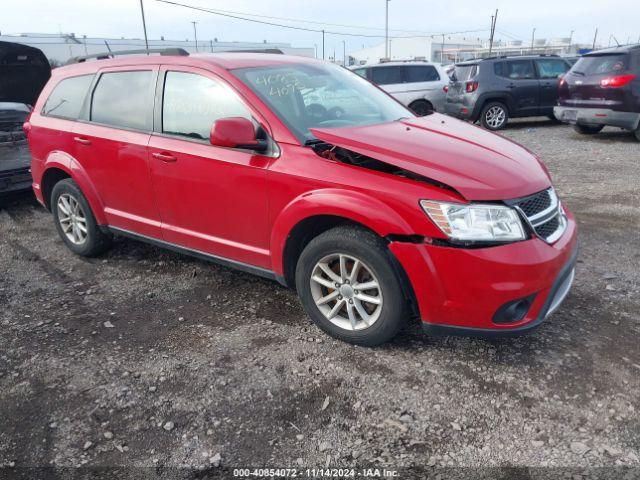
[405, 65, 440, 82]
[453, 64, 478, 81]
[370, 66, 403, 85]
[42, 75, 94, 120]
[572, 54, 630, 75]
[91, 71, 154, 130]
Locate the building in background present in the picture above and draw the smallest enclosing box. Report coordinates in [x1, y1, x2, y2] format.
[349, 36, 483, 65]
[0, 33, 314, 65]
[350, 36, 600, 66]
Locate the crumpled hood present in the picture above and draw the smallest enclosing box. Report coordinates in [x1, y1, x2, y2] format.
[310, 113, 552, 201]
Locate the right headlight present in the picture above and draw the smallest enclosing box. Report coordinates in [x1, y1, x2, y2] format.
[420, 200, 526, 242]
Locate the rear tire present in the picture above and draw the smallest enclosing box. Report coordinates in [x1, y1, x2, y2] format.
[409, 100, 433, 117]
[295, 226, 407, 346]
[573, 124, 604, 135]
[480, 102, 509, 130]
[51, 178, 112, 257]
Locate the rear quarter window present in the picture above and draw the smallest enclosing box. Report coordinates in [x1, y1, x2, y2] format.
[405, 65, 440, 83]
[42, 74, 94, 120]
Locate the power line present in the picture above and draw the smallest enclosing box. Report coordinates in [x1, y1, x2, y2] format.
[159, 2, 459, 36]
[154, 0, 488, 40]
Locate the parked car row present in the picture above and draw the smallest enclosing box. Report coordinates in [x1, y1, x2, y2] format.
[352, 46, 640, 141]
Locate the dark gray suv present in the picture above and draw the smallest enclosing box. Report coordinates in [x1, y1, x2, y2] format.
[445, 55, 572, 130]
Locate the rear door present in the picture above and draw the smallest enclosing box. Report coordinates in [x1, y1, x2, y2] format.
[495, 60, 540, 116]
[402, 64, 445, 109]
[72, 66, 160, 237]
[534, 58, 570, 112]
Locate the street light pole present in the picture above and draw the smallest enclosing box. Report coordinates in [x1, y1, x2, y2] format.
[322, 30, 325, 60]
[343, 40, 346, 66]
[139, 0, 150, 54]
[192, 21, 198, 52]
[531, 27, 536, 52]
[385, 0, 390, 58]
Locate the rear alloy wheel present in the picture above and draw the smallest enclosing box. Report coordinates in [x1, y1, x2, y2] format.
[573, 124, 604, 135]
[51, 178, 112, 257]
[409, 100, 433, 117]
[295, 226, 407, 346]
[481, 102, 509, 130]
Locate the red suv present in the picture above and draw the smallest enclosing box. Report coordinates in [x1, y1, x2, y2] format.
[24, 52, 578, 346]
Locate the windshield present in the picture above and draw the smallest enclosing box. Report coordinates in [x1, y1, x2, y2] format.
[232, 62, 412, 143]
[572, 54, 629, 76]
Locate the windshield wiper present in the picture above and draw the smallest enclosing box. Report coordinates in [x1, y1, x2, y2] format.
[304, 139, 325, 146]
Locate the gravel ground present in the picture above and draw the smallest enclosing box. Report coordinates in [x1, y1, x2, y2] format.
[1, 119, 639, 478]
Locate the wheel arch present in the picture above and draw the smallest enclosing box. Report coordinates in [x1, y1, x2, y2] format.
[271, 189, 415, 286]
[40, 151, 107, 224]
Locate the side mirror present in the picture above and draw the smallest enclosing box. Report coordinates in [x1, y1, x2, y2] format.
[210, 117, 267, 152]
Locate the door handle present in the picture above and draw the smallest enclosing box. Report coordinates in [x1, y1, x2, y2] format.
[506, 83, 517, 89]
[152, 152, 177, 162]
[73, 136, 92, 145]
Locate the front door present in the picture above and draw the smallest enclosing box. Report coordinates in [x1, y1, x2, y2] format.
[72, 66, 160, 238]
[148, 67, 272, 269]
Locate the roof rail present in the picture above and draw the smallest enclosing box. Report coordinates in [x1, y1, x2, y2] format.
[66, 48, 189, 65]
[479, 53, 560, 61]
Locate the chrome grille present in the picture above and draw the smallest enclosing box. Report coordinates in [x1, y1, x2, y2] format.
[509, 188, 567, 243]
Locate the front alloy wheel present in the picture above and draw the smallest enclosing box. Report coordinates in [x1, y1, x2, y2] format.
[295, 226, 408, 346]
[310, 253, 383, 331]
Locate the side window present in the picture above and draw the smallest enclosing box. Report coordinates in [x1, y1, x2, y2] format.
[370, 66, 403, 85]
[497, 60, 536, 80]
[91, 71, 154, 130]
[405, 65, 440, 83]
[162, 71, 251, 140]
[42, 75, 94, 120]
[535, 59, 569, 79]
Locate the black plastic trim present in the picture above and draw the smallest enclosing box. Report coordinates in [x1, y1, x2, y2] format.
[107, 226, 278, 282]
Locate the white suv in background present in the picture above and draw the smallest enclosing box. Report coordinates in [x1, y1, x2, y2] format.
[351, 61, 450, 116]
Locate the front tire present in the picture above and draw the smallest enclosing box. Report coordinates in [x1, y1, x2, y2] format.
[51, 178, 112, 257]
[295, 226, 407, 346]
[480, 101, 509, 130]
[573, 124, 604, 135]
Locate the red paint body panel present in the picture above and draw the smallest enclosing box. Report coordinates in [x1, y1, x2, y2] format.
[27, 53, 578, 332]
[311, 114, 552, 201]
[391, 213, 577, 329]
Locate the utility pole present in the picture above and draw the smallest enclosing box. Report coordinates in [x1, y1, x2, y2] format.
[441, 33, 445, 63]
[569, 30, 574, 45]
[191, 21, 198, 52]
[488, 9, 498, 55]
[322, 30, 325, 60]
[593, 28, 598, 49]
[139, 0, 150, 54]
[385, 0, 390, 58]
[530, 28, 536, 52]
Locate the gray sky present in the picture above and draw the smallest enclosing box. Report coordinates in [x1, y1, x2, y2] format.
[3, 0, 639, 53]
